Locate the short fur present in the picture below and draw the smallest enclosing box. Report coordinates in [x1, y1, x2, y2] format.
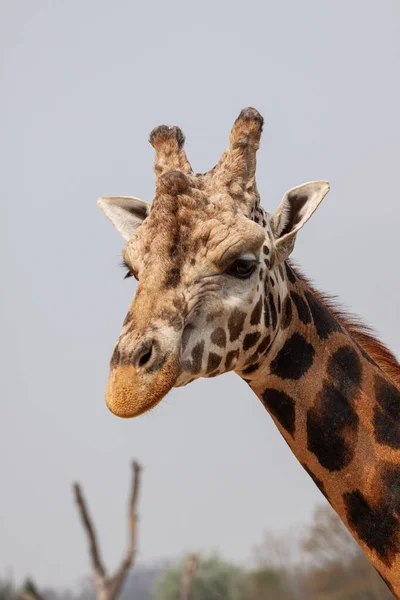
[98, 108, 400, 597]
[291, 262, 400, 389]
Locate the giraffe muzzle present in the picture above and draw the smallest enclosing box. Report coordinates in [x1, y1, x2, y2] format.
[105, 337, 180, 418]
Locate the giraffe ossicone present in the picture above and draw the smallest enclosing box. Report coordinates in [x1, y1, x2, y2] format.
[98, 107, 400, 597]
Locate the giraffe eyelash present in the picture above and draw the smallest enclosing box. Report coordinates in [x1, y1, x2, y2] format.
[120, 259, 137, 280]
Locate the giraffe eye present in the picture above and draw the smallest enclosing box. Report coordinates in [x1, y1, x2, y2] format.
[225, 259, 257, 279]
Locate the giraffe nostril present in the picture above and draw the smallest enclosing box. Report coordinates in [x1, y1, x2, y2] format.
[132, 338, 155, 369]
[138, 347, 152, 367]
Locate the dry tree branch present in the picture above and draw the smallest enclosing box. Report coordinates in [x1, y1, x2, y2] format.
[73, 460, 142, 600]
[73, 482, 106, 579]
[110, 461, 142, 597]
[127, 460, 142, 558]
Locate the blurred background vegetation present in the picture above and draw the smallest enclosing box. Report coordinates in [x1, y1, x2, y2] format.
[1, 503, 393, 600]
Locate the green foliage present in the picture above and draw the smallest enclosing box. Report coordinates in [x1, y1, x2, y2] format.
[22, 579, 46, 600]
[154, 555, 245, 600]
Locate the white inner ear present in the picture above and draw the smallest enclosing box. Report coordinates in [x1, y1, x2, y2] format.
[272, 181, 330, 245]
[97, 196, 151, 242]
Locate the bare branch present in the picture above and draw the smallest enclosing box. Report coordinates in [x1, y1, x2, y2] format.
[128, 460, 142, 554]
[73, 482, 106, 579]
[109, 461, 142, 597]
[180, 554, 198, 600]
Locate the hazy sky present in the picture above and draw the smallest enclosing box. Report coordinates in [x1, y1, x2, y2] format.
[1, 0, 399, 589]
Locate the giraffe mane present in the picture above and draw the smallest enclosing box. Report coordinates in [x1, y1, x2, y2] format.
[290, 262, 400, 390]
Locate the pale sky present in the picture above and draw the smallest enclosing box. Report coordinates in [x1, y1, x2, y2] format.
[1, 0, 399, 589]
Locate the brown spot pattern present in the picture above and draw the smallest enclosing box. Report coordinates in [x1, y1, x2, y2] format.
[243, 332, 261, 351]
[228, 309, 246, 342]
[250, 297, 263, 325]
[207, 352, 222, 373]
[211, 327, 227, 348]
[281, 296, 292, 329]
[191, 341, 204, 373]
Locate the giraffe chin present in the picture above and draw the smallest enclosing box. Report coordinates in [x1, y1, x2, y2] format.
[105, 362, 179, 418]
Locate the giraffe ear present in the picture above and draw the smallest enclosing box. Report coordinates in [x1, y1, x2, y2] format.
[97, 196, 151, 242]
[270, 181, 330, 261]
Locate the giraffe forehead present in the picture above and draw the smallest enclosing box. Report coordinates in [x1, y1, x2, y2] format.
[131, 192, 264, 266]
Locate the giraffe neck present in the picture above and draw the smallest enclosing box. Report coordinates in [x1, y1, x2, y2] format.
[239, 264, 400, 597]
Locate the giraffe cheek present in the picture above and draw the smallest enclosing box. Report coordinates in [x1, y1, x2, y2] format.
[105, 361, 179, 418]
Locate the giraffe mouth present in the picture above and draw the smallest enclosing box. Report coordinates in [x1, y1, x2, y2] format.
[105, 358, 180, 418]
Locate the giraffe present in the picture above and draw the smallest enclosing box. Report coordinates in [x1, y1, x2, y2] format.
[97, 108, 400, 597]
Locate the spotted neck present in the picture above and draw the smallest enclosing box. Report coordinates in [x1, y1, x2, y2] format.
[238, 264, 400, 597]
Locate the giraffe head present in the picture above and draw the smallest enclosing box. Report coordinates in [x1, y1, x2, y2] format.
[98, 108, 329, 417]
